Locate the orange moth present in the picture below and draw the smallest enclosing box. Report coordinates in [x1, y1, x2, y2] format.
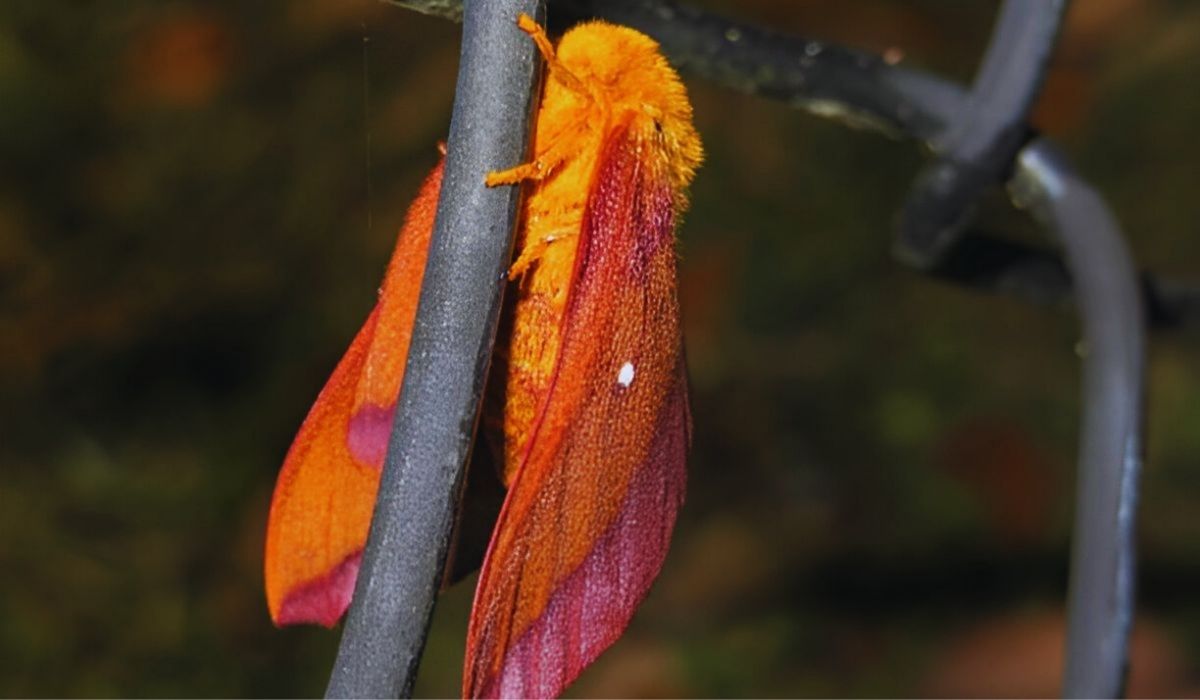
[263, 13, 702, 699]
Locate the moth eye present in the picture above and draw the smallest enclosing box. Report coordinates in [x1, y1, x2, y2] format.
[653, 119, 663, 134]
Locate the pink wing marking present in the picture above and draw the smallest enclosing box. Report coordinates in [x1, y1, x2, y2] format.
[275, 552, 364, 628]
[346, 403, 396, 468]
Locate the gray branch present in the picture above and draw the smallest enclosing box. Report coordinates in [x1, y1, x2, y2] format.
[325, 0, 544, 696]
[1012, 142, 1144, 699]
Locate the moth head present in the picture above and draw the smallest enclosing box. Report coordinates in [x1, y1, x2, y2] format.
[558, 22, 704, 190]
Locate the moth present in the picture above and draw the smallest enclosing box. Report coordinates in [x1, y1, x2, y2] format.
[264, 14, 702, 698]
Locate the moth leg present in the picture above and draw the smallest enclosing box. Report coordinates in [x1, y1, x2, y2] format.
[485, 146, 569, 187]
[509, 226, 577, 279]
[485, 15, 595, 188]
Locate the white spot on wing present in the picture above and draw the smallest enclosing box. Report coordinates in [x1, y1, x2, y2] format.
[617, 362, 635, 388]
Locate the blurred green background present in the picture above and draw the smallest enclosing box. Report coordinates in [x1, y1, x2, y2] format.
[2, 0, 1199, 696]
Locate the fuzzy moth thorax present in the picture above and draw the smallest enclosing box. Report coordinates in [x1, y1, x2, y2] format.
[556, 21, 703, 192]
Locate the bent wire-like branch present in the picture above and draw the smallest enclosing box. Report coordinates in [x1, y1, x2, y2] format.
[896, 0, 1069, 267]
[371, 1, 1147, 697]
[325, 0, 545, 697]
[1011, 141, 1144, 699]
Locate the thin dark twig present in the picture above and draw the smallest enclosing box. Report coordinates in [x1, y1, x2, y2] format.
[927, 233, 1073, 307]
[551, 0, 940, 138]
[1144, 275, 1200, 329]
[389, 0, 948, 138]
[897, 0, 1069, 267]
[1011, 140, 1144, 699]
[930, 234, 1200, 332]
[325, 0, 544, 696]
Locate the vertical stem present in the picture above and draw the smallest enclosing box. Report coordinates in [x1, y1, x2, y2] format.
[325, 0, 544, 696]
[1012, 140, 1145, 699]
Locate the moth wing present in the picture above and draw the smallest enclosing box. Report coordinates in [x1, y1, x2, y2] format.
[465, 123, 690, 698]
[263, 161, 443, 626]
